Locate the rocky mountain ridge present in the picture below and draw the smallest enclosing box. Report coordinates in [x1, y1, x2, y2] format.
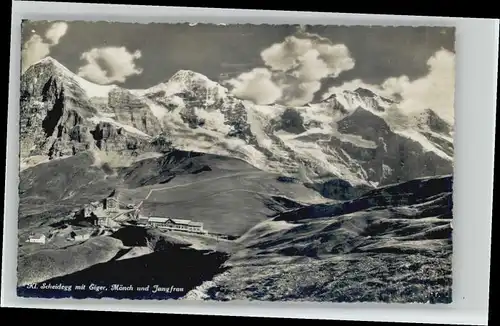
[19, 57, 454, 187]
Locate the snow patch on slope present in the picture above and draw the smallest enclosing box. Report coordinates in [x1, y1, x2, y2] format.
[141, 98, 169, 120]
[75, 76, 117, 99]
[427, 131, 454, 144]
[246, 106, 275, 149]
[236, 219, 297, 244]
[194, 108, 232, 134]
[89, 115, 152, 138]
[394, 130, 452, 160]
[275, 131, 369, 186]
[159, 109, 269, 171]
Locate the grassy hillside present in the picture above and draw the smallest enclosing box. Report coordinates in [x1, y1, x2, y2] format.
[16, 149, 326, 286]
[19, 150, 327, 236]
[118, 170, 322, 236]
[192, 175, 453, 303]
[118, 149, 259, 187]
[19, 151, 119, 218]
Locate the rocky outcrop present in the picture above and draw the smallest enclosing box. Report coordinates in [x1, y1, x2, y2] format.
[218, 99, 254, 141]
[89, 122, 151, 156]
[353, 87, 394, 112]
[108, 88, 163, 136]
[413, 109, 452, 135]
[20, 58, 157, 162]
[20, 59, 96, 158]
[337, 107, 392, 142]
[274, 108, 307, 134]
[315, 94, 349, 115]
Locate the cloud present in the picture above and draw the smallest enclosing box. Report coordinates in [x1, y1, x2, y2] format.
[325, 48, 455, 122]
[21, 22, 68, 73]
[225, 68, 282, 105]
[226, 27, 355, 106]
[323, 78, 393, 98]
[45, 22, 69, 45]
[21, 35, 51, 73]
[77, 46, 143, 84]
[392, 49, 455, 121]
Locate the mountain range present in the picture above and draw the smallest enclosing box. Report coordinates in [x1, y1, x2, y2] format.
[20, 57, 454, 189]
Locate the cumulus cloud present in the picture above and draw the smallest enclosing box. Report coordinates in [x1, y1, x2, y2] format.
[45, 22, 69, 45]
[21, 35, 51, 72]
[326, 48, 456, 122]
[393, 49, 455, 121]
[77, 46, 143, 84]
[225, 68, 282, 105]
[225, 27, 355, 106]
[21, 22, 69, 73]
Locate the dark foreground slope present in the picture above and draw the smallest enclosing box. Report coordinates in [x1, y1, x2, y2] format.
[191, 175, 453, 303]
[18, 226, 229, 299]
[19, 247, 228, 300]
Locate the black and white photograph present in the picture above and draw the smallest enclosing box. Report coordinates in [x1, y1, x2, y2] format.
[16, 20, 456, 303]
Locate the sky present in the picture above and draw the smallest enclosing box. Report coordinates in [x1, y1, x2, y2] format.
[20, 20, 456, 122]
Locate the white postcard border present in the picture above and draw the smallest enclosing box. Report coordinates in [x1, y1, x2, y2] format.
[3, 1, 498, 325]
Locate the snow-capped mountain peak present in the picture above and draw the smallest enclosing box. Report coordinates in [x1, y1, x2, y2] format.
[409, 108, 453, 135]
[316, 87, 395, 116]
[169, 69, 219, 87]
[27, 56, 119, 99]
[133, 69, 228, 99]
[32, 56, 65, 69]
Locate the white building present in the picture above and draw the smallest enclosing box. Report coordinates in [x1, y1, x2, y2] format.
[75, 233, 90, 241]
[146, 217, 206, 234]
[26, 233, 46, 244]
[69, 230, 91, 242]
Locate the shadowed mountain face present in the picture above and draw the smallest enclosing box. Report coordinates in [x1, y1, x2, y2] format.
[304, 178, 372, 201]
[274, 175, 452, 222]
[20, 59, 151, 162]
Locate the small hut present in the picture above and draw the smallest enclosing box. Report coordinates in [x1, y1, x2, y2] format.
[68, 229, 91, 242]
[26, 233, 46, 244]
